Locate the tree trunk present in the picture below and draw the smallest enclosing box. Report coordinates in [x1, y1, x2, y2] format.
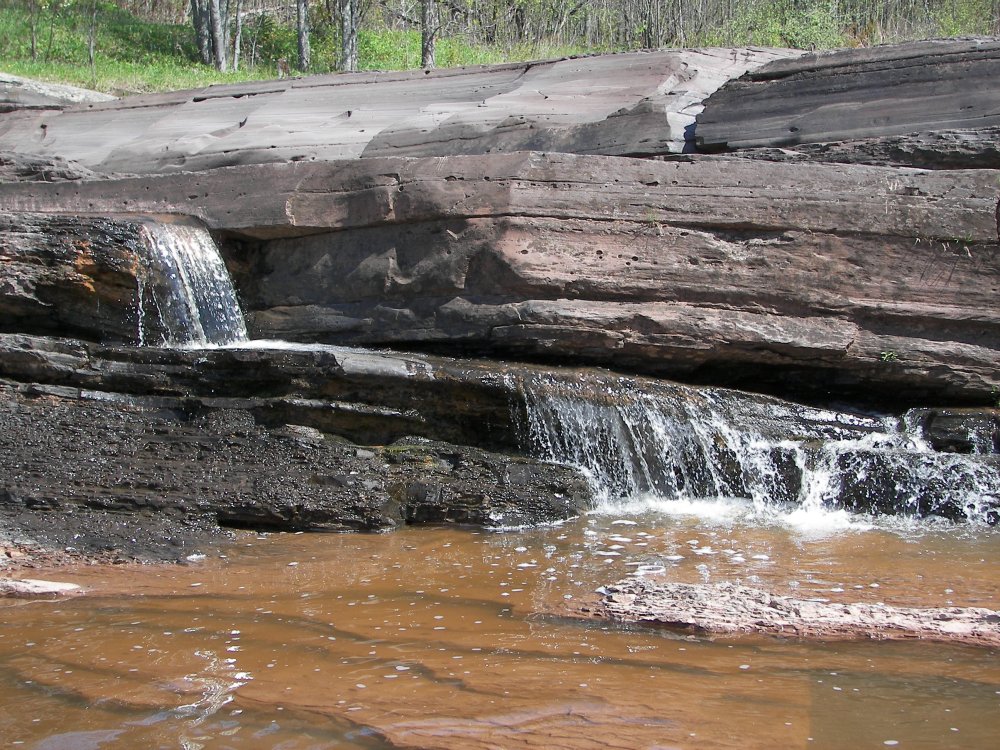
[420, 0, 437, 69]
[87, 0, 98, 72]
[28, 0, 39, 61]
[232, 0, 244, 70]
[297, 0, 311, 72]
[208, 0, 228, 71]
[340, 0, 358, 72]
[190, 0, 212, 65]
[220, 0, 231, 58]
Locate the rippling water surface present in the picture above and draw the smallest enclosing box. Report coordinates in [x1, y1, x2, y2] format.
[1, 510, 997, 750]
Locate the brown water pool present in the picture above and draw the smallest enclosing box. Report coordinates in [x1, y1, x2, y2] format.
[1, 511, 997, 749]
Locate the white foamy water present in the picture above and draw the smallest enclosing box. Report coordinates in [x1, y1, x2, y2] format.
[139, 221, 248, 347]
[513, 371, 999, 527]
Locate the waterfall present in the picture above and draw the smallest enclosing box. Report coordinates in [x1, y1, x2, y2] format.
[138, 221, 248, 347]
[512, 371, 999, 524]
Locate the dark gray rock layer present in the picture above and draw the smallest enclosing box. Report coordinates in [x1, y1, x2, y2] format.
[697, 38, 1000, 158]
[0, 336, 594, 563]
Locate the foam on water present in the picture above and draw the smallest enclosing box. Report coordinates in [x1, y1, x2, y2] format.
[512, 371, 998, 527]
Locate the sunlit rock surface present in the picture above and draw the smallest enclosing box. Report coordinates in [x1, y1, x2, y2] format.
[2, 151, 997, 403]
[0, 72, 115, 113]
[0, 48, 792, 171]
[586, 579, 1000, 647]
[697, 38, 1000, 167]
[2, 41, 1000, 567]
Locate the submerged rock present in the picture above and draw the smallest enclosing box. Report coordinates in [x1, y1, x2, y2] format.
[587, 579, 1000, 647]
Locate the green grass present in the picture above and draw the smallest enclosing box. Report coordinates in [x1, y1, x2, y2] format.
[2, 58, 273, 95]
[1, 1, 995, 95]
[0, 1, 261, 93]
[0, 2, 588, 94]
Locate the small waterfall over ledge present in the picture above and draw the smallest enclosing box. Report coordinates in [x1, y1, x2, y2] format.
[120, 218, 996, 526]
[138, 220, 248, 347]
[511, 371, 1000, 525]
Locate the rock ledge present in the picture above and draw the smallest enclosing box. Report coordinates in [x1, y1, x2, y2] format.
[587, 579, 1000, 647]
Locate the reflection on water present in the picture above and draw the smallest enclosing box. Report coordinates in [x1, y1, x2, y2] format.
[1, 514, 997, 750]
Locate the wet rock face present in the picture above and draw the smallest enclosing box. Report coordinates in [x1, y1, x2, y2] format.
[0, 380, 592, 563]
[911, 408, 1000, 455]
[0, 213, 149, 343]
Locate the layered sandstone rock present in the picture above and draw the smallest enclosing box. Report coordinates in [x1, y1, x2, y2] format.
[0, 335, 595, 562]
[696, 38, 1000, 163]
[2, 150, 996, 403]
[0, 48, 792, 173]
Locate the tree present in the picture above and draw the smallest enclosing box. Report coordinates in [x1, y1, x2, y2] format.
[190, 0, 212, 65]
[28, 0, 40, 61]
[340, 0, 359, 71]
[420, 0, 439, 68]
[190, 0, 232, 70]
[297, 0, 311, 71]
[208, 0, 228, 70]
[87, 0, 99, 79]
[232, 0, 244, 70]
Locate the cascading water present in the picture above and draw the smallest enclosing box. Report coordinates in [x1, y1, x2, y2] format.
[512, 371, 999, 525]
[123, 220, 996, 526]
[138, 220, 248, 347]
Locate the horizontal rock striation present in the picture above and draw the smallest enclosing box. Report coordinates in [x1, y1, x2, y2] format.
[0, 213, 150, 342]
[5, 149, 997, 403]
[0, 335, 593, 562]
[0, 48, 792, 173]
[721, 128, 1000, 170]
[696, 38, 1000, 162]
[588, 579, 1000, 647]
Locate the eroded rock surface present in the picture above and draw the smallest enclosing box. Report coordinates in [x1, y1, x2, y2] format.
[588, 579, 1000, 647]
[2, 152, 998, 404]
[0, 72, 115, 113]
[0, 48, 793, 173]
[697, 38, 1000, 159]
[0, 370, 591, 563]
[0, 213, 150, 342]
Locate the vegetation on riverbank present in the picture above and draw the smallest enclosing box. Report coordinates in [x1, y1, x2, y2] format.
[1, 0, 997, 94]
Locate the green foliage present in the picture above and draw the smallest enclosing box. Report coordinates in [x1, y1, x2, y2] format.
[1, 0, 997, 93]
[880, 351, 899, 363]
[934, 0, 998, 36]
[700, 1, 848, 48]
